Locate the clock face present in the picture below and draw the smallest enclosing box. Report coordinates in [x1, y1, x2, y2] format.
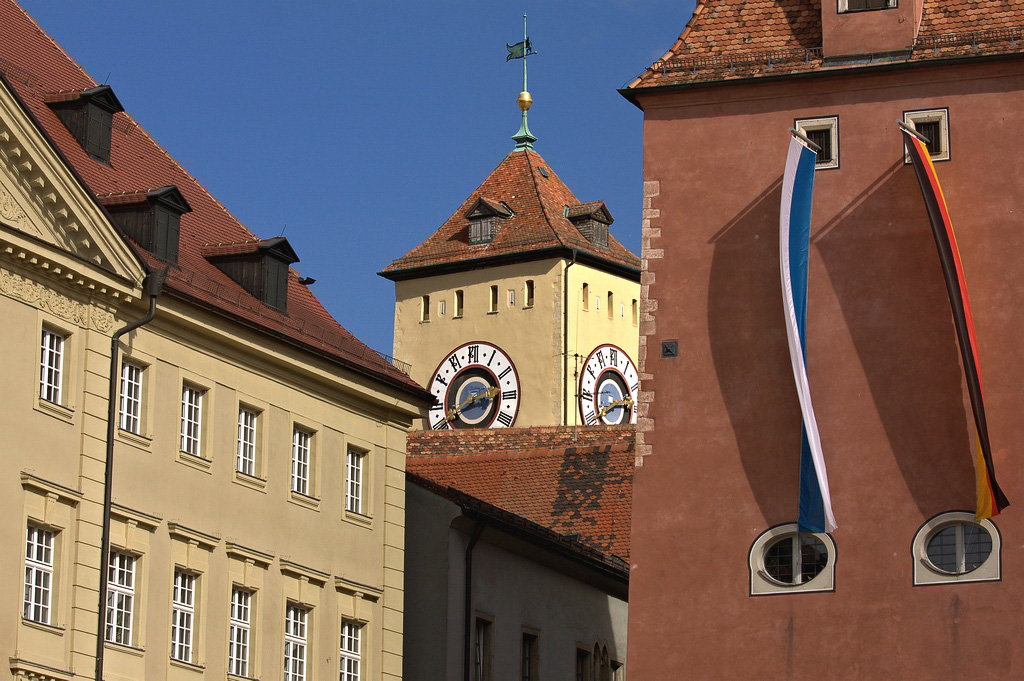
[427, 341, 520, 430]
[578, 344, 639, 426]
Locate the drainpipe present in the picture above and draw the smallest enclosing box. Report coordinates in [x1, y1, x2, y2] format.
[562, 249, 577, 426]
[463, 520, 485, 681]
[95, 269, 165, 681]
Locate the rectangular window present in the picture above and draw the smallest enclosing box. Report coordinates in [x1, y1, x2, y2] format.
[840, 0, 895, 11]
[421, 295, 430, 322]
[24, 525, 54, 624]
[340, 620, 361, 681]
[346, 448, 364, 514]
[170, 571, 195, 662]
[292, 428, 311, 495]
[607, 292, 614, 319]
[632, 299, 638, 325]
[180, 385, 203, 456]
[284, 604, 308, 681]
[105, 551, 134, 645]
[576, 649, 592, 681]
[237, 407, 258, 476]
[469, 216, 496, 245]
[119, 362, 143, 434]
[474, 618, 492, 681]
[582, 283, 589, 311]
[905, 108, 950, 162]
[229, 588, 251, 677]
[525, 280, 534, 308]
[439, 299, 446, 316]
[489, 285, 498, 313]
[794, 116, 839, 169]
[39, 328, 64, 403]
[455, 290, 464, 317]
[521, 633, 538, 681]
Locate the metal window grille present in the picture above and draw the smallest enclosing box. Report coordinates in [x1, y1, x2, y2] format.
[170, 571, 195, 662]
[105, 551, 134, 645]
[340, 620, 361, 681]
[806, 127, 832, 164]
[229, 588, 252, 677]
[284, 605, 308, 681]
[346, 449, 363, 514]
[180, 385, 203, 456]
[119, 362, 142, 433]
[237, 408, 257, 476]
[39, 328, 64, 403]
[292, 429, 311, 495]
[24, 526, 53, 623]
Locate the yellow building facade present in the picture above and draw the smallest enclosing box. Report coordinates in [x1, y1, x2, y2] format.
[382, 149, 641, 430]
[0, 3, 429, 679]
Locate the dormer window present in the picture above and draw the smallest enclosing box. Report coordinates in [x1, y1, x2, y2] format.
[101, 185, 192, 263]
[46, 85, 124, 164]
[465, 197, 513, 246]
[202, 237, 299, 312]
[567, 201, 614, 248]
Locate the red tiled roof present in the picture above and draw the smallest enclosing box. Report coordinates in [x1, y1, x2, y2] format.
[379, 150, 640, 279]
[407, 426, 635, 562]
[625, 0, 1024, 90]
[0, 0, 427, 398]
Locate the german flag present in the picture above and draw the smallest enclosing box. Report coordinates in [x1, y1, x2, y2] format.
[901, 126, 1009, 519]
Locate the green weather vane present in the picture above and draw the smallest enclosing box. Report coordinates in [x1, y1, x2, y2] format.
[506, 13, 537, 151]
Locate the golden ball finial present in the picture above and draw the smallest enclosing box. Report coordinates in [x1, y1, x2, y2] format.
[517, 90, 532, 111]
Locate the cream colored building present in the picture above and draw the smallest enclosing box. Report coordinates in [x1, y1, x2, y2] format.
[380, 148, 641, 430]
[0, 2, 429, 680]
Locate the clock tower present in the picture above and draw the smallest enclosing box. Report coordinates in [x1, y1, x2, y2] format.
[379, 94, 641, 430]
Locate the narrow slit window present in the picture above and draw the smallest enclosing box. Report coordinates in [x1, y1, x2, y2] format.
[489, 285, 498, 313]
[455, 290, 464, 317]
[421, 295, 430, 322]
[525, 280, 534, 307]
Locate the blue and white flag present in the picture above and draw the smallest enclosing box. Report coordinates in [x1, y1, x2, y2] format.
[780, 135, 836, 534]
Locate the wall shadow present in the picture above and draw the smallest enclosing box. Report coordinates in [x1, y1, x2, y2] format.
[815, 164, 974, 515]
[707, 176, 803, 525]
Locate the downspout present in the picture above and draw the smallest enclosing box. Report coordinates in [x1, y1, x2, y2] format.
[562, 249, 577, 425]
[462, 520, 485, 681]
[95, 269, 165, 681]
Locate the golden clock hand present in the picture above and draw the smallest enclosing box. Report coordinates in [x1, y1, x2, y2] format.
[596, 396, 634, 420]
[444, 386, 500, 422]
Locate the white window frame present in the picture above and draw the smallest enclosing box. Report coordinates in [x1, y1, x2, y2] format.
[24, 525, 54, 624]
[237, 407, 258, 477]
[795, 116, 839, 169]
[229, 588, 252, 676]
[291, 428, 311, 496]
[39, 327, 64, 404]
[180, 384, 203, 456]
[119, 361, 143, 434]
[904, 108, 950, 162]
[284, 604, 309, 681]
[346, 448, 365, 514]
[748, 523, 836, 595]
[170, 570, 196, 662]
[913, 511, 1000, 585]
[105, 551, 135, 645]
[340, 620, 361, 681]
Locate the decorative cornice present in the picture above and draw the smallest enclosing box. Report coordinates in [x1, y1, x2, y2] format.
[9, 657, 74, 681]
[167, 522, 220, 550]
[0, 263, 115, 331]
[20, 472, 82, 504]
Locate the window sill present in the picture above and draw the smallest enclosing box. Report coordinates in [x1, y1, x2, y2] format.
[233, 471, 267, 493]
[170, 658, 206, 672]
[487, 311, 499, 315]
[34, 398, 74, 424]
[21, 618, 65, 635]
[176, 451, 212, 474]
[104, 640, 145, 656]
[289, 490, 321, 511]
[117, 429, 152, 450]
[345, 509, 373, 527]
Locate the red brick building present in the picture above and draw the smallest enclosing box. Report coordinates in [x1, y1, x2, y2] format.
[622, 0, 1024, 677]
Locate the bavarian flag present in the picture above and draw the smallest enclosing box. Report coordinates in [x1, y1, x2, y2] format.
[781, 135, 837, 534]
[901, 126, 1009, 520]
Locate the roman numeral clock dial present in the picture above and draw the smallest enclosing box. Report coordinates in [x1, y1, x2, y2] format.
[428, 342, 521, 430]
[578, 344, 639, 426]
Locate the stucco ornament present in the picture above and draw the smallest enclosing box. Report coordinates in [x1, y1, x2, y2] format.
[0, 182, 33, 234]
[0, 266, 89, 327]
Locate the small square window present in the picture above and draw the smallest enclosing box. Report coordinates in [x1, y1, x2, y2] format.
[794, 116, 839, 169]
[904, 108, 950, 162]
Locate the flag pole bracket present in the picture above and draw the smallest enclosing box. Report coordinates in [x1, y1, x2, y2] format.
[788, 127, 822, 153]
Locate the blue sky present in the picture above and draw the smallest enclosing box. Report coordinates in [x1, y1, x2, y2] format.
[20, 1, 695, 356]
